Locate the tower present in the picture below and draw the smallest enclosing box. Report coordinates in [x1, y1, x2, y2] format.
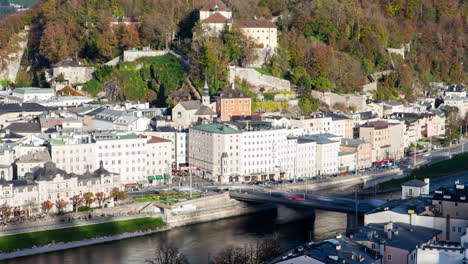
[202, 80, 210, 106]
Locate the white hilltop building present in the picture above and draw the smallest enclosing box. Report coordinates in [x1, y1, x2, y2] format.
[199, 0, 277, 64]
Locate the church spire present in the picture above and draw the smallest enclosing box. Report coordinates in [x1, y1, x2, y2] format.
[203, 79, 209, 97]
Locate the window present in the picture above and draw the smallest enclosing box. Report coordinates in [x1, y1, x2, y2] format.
[387, 254, 392, 261]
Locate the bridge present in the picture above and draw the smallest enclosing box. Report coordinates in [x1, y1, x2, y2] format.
[229, 190, 385, 214]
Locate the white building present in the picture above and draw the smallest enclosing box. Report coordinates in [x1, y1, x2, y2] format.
[49, 60, 94, 84]
[416, 241, 468, 264]
[12, 88, 55, 102]
[0, 162, 117, 213]
[144, 129, 188, 167]
[302, 134, 341, 175]
[145, 136, 173, 184]
[444, 96, 468, 118]
[401, 179, 430, 199]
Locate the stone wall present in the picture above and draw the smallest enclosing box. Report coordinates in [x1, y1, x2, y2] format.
[229, 66, 291, 92]
[0, 30, 29, 85]
[311, 90, 367, 111]
[123, 50, 168, 62]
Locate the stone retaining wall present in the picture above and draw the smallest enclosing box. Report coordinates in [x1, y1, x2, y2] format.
[229, 66, 291, 92]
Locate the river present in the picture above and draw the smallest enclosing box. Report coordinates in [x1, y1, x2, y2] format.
[4, 173, 467, 264]
[3, 207, 347, 264]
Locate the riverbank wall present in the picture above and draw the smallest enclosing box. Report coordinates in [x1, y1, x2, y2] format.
[155, 192, 276, 227]
[0, 193, 274, 260]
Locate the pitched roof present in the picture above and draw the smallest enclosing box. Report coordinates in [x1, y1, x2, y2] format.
[195, 105, 216, 116]
[53, 60, 92, 68]
[147, 136, 171, 144]
[201, 0, 230, 12]
[218, 84, 250, 99]
[362, 121, 389, 129]
[3, 122, 41, 133]
[232, 19, 276, 28]
[17, 150, 51, 164]
[204, 12, 229, 23]
[0, 103, 50, 114]
[402, 179, 428, 187]
[179, 100, 202, 110]
[353, 222, 441, 251]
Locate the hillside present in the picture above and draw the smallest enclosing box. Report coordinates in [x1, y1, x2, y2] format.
[0, 0, 466, 107]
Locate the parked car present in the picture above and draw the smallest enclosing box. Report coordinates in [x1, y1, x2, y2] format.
[339, 172, 347, 176]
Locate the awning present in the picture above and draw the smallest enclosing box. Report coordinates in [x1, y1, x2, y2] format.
[155, 175, 164, 180]
[125, 183, 138, 187]
[163, 174, 171, 179]
[147, 176, 156, 181]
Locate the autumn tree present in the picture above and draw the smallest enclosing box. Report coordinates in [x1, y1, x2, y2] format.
[110, 187, 120, 201]
[70, 195, 84, 212]
[55, 199, 69, 214]
[117, 191, 129, 201]
[83, 192, 96, 207]
[0, 203, 12, 223]
[41, 200, 54, 214]
[95, 192, 108, 207]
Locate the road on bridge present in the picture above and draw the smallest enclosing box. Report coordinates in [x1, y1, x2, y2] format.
[229, 190, 386, 214]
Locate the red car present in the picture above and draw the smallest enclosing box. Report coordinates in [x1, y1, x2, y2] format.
[289, 196, 305, 200]
[339, 172, 347, 176]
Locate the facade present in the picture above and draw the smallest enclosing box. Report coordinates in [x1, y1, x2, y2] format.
[16, 150, 51, 178]
[340, 138, 372, 169]
[432, 182, 468, 220]
[12, 88, 55, 102]
[402, 179, 430, 199]
[189, 123, 313, 183]
[0, 162, 117, 213]
[444, 96, 468, 118]
[216, 84, 251, 121]
[144, 129, 188, 167]
[51, 60, 95, 84]
[232, 20, 277, 53]
[359, 120, 405, 162]
[145, 136, 173, 183]
[416, 241, 468, 264]
[302, 134, 340, 175]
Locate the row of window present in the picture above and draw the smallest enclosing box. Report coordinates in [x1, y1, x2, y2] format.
[223, 99, 249, 105]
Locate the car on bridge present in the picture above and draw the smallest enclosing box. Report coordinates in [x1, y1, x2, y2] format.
[289, 196, 305, 200]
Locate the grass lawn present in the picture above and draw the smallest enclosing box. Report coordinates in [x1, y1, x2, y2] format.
[377, 152, 468, 190]
[254, 67, 271, 75]
[0, 217, 165, 253]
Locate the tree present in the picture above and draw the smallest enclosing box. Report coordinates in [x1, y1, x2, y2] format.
[95, 192, 108, 207]
[117, 191, 129, 201]
[110, 187, 120, 201]
[0, 203, 12, 223]
[212, 235, 284, 264]
[55, 199, 69, 214]
[445, 106, 462, 145]
[70, 195, 84, 212]
[83, 192, 95, 207]
[146, 242, 189, 264]
[41, 200, 54, 214]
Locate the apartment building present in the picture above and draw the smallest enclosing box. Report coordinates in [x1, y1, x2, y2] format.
[359, 120, 405, 162]
[216, 84, 252, 121]
[145, 136, 172, 183]
[340, 138, 372, 169]
[144, 128, 188, 167]
[301, 134, 340, 175]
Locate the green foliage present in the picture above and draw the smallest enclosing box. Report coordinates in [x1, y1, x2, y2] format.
[263, 92, 276, 101]
[310, 76, 333, 91]
[77, 206, 91, 212]
[0, 217, 165, 253]
[82, 54, 187, 104]
[298, 96, 320, 114]
[0, 79, 11, 88]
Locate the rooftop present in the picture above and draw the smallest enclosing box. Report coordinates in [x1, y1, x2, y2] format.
[191, 123, 241, 134]
[53, 60, 92, 68]
[352, 222, 441, 251]
[13, 88, 55, 94]
[204, 13, 229, 23]
[2, 122, 41, 134]
[402, 179, 428, 188]
[218, 84, 250, 99]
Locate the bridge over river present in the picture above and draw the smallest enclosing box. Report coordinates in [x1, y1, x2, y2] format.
[230, 190, 386, 214]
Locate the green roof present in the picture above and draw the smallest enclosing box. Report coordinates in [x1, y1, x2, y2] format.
[50, 139, 65, 146]
[191, 123, 242, 134]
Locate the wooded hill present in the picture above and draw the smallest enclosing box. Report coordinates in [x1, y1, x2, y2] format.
[0, 0, 466, 107]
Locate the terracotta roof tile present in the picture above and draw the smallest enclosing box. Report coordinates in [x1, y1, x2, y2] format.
[147, 136, 171, 144]
[204, 13, 229, 23]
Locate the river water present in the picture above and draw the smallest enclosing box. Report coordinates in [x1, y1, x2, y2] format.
[5, 173, 467, 264]
[3, 207, 347, 264]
